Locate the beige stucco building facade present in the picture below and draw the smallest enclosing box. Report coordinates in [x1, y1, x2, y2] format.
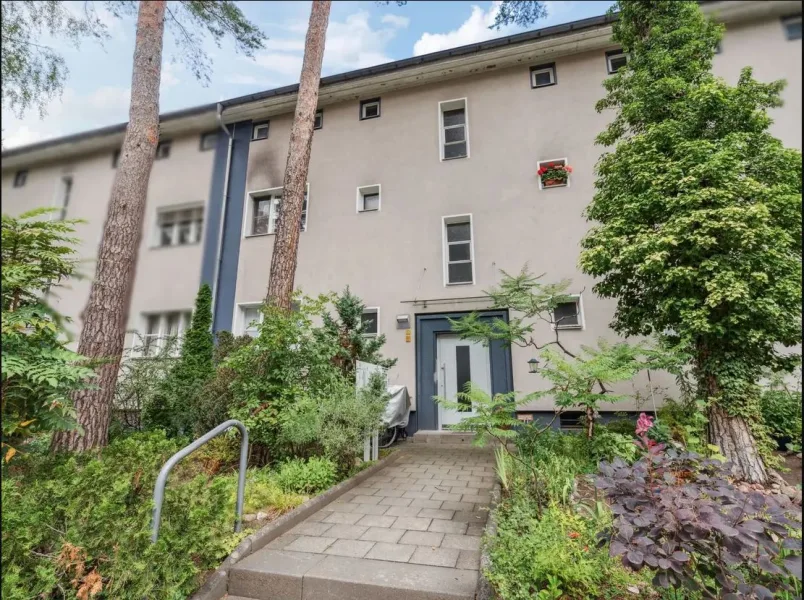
[2, 1, 801, 431]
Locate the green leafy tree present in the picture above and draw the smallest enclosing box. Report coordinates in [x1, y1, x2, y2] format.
[322, 286, 397, 378]
[578, 1, 802, 482]
[143, 284, 215, 437]
[1, 209, 95, 461]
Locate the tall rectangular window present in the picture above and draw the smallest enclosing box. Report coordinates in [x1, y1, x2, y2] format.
[314, 110, 323, 130]
[439, 99, 468, 160]
[156, 206, 203, 247]
[443, 215, 474, 285]
[250, 188, 308, 235]
[361, 308, 379, 336]
[13, 170, 28, 188]
[241, 305, 262, 338]
[58, 176, 73, 221]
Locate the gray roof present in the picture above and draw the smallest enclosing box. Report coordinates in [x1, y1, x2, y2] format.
[1, 11, 619, 159]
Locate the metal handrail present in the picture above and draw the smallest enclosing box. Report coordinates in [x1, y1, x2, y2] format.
[150, 419, 248, 543]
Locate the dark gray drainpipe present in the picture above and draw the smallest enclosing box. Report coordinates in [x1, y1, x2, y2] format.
[210, 103, 234, 328]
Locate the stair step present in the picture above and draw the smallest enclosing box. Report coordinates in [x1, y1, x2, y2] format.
[228, 549, 477, 600]
[409, 430, 476, 445]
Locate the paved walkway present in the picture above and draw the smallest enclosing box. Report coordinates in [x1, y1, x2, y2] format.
[228, 444, 495, 600]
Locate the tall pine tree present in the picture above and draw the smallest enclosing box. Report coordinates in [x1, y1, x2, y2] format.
[579, 1, 802, 482]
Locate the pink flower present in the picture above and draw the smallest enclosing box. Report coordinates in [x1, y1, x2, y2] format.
[635, 412, 654, 436]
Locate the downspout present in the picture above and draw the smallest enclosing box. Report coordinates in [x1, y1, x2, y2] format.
[210, 102, 233, 329]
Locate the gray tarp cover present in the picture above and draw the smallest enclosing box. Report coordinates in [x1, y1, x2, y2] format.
[383, 385, 410, 429]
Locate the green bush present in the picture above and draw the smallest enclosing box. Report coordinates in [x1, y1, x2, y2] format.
[487, 499, 645, 600]
[589, 428, 637, 464]
[1, 431, 239, 600]
[276, 457, 338, 495]
[760, 386, 803, 452]
[237, 469, 305, 513]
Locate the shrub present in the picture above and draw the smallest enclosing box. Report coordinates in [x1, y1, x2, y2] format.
[275, 457, 338, 495]
[237, 469, 305, 513]
[1, 431, 239, 600]
[590, 428, 638, 464]
[596, 450, 803, 598]
[1, 209, 95, 459]
[487, 498, 645, 600]
[760, 383, 802, 453]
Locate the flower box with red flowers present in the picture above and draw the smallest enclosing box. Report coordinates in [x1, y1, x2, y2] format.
[537, 162, 572, 188]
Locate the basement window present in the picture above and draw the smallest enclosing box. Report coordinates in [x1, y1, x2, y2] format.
[314, 110, 323, 130]
[782, 14, 802, 40]
[530, 63, 557, 88]
[606, 49, 628, 74]
[252, 121, 270, 141]
[559, 411, 584, 432]
[357, 184, 381, 212]
[360, 98, 381, 120]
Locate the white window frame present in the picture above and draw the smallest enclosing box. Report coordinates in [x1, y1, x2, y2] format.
[243, 183, 310, 238]
[438, 98, 470, 161]
[360, 98, 381, 120]
[530, 63, 557, 88]
[252, 121, 269, 141]
[356, 184, 381, 213]
[236, 302, 264, 337]
[606, 49, 628, 74]
[442, 213, 475, 287]
[137, 311, 193, 357]
[50, 175, 74, 221]
[361, 307, 380, 337]
[537, 157, 570, 190]
[552, 293, 585, 331]
[152, 204, 205, 248]
[782, 14, 802, 40]
[314, 110, 323, 130]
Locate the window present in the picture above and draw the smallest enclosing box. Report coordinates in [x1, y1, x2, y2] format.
[606, 49, 628, 74]
[156, 206, 204, 247]
[200, 131, 218, 151]
[252, 121, 269, 141]
[553, 295, 584, 330]
[530, 62, 557, 88]
[357, 184, 381, 212]
[360, 98, 381, 120]
[240, 305, 262, 338]
[559, 411, 584, 431]
[155, 140, 171, 160]
[249, 187, 309, 236]
[58, 176, 73, 221]
[714, 40, 723, 54]
[782, 14, 802, 40]
[13, 170, 27, 188]
[438, 98, 469, 161]
[361, 308, 379, 337]
[314, 110, 323, 130]
[140, 311, 192, 357]
[537, 157, 570, 190]
[443, 215, 474, 285]
[112, 149, 121, 168]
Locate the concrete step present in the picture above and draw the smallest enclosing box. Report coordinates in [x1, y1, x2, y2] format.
[228, 548, 477, 600]
[408, 430, 476, 445]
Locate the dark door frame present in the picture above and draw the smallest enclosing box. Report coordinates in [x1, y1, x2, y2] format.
[411, 310, 513, 434]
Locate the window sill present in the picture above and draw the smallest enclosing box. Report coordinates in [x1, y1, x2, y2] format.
[245, 230, 307, 239]
[554, 324, 584, 331]
[441, 155, 468, 162]
[358, 209, 380, 213]
[445, 281, 474, 286]
[540, 182, 568, 190]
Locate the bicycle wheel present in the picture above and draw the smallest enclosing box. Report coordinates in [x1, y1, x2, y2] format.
[377, 427, 397, 449]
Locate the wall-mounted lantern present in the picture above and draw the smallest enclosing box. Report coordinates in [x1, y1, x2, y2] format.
[527, 358, 540, 374]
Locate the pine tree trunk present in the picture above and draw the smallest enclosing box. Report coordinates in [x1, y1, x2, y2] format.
[708, 403, 768, 484]
[266, 0, 331, 309]
[51, 1, 166, 452]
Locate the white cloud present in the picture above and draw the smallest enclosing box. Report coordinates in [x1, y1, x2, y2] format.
[323, 12, 395, 70]
[381, 14, 410, 28]
[224, 73, 265, 86]
[2, 86, 130, 148]
[263, 38, 307, 52]
[161, 61, 181, 88]
[252, 52, 305, 77]
[412, 0, 583, 56]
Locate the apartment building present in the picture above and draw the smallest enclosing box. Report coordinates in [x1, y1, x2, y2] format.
[2, 1, 801, 434]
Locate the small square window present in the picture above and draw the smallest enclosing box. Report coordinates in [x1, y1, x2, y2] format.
[360, 98, 381, 120]
[606, 49, 628, 74]
[252, 121, 270, 141]
[553, 296, 583, 330]
[537, 157, 570, 190]
[112, 149, 121, 168]
[362, 309, 379, 336]
[13, 170, 28, 188]
[782, 15, 802, 40]
[200, 131, 218, 151]
[155, 141, 171, 160]
[530, 63, 556, 88]
[357, 185, 381, 212]
[314, 110, 323, 130]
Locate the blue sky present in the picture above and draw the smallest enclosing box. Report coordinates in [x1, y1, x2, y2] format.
[3, 0, 614, 148]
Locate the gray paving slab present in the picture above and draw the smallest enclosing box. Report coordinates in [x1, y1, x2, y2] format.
[229, 549, 327, 600]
